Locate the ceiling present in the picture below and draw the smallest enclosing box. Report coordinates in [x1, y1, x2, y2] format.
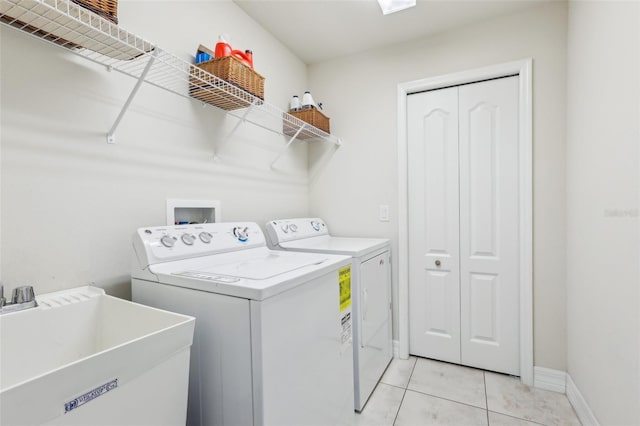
[234, 0, 552, 64]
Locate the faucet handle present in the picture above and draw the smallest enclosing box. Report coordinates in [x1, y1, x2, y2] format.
[12, 286, 36, 304]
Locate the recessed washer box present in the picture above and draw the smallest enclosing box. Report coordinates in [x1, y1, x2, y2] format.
[166, 199, 221, 225]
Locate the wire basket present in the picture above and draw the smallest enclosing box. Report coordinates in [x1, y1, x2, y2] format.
[1, 0, 118, 48]
[0, 14, 82, 48]
[72, 0, 118, 23]
[189, 56, 265, 111]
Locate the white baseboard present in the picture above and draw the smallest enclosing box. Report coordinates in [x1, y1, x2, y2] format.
[533, 367, 600, 426]
[566, 374, 600, 426]
[534, 366, 567, 393]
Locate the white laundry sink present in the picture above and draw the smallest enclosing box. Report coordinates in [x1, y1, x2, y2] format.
[0, 286, 195, 426]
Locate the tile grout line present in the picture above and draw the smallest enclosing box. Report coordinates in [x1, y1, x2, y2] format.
[391, 387, 408, 426]
[403, 358, 489, 412]
[487, 410, 548, 426]
[392, 357, 418, 426]
[402, 387, 490, 411]
[484, 371, 490, 425]
[380, 382, 411, 391]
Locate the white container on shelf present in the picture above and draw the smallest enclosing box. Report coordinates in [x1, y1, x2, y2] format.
[290, 95, 301, 111]
[301, 91, 316, 109]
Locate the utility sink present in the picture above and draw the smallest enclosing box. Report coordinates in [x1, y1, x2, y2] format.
[0, 286, 195, 426]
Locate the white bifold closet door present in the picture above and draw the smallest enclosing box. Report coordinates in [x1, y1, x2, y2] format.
[408, 76, 520, 375]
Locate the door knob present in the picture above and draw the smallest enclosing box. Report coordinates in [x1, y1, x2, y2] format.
[435, 260, 441, 267]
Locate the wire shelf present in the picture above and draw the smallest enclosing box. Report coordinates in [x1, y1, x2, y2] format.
[0, 0, 341, 146]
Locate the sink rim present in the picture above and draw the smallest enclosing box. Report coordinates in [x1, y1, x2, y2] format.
[0, 286, 195, 393]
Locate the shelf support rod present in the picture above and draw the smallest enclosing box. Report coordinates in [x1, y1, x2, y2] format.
[213, 99, 260, 157]
[270, 124, 306, 168]
[106, 49, 158, 144]
[223, 99, 259, 140]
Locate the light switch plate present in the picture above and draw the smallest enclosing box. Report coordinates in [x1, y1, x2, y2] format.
[379, 205, 390, 222]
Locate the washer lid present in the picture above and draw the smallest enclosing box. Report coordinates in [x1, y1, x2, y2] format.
[145, 247, 352, 301]
[185, 251, 331, 280]
[280, 235, 390, 258]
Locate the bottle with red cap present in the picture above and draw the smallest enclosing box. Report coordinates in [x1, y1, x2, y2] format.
[215, 35, 254, 69]
[214, 34, 232, 59]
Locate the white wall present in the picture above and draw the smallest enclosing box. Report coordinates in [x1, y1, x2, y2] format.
[566, 1, 640, 424]
[308, 2, 569, 370]
[0, 0, 309, 299]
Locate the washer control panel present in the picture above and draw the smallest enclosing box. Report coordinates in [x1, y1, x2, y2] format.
[265, 218, 329, 245]
[134, 222, 266, 266]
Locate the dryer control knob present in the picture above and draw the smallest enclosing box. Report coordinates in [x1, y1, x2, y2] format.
[289, 224, 298, 232]
[199, 232, 213, 244]
[281, 224, 289, 233]
[310, 221, 321, 231]
[181, 233, 196, 245]
[160, 235, 176, 248]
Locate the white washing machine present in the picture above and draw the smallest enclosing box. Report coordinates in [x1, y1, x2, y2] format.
[131, 222, 354, 426]
[265, 218, 392, 412]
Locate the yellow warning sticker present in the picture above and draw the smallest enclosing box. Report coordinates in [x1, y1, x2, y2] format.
[339, 266, 352, 312]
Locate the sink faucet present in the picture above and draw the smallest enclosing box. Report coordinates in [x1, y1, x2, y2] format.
[0, 284, 38, 314]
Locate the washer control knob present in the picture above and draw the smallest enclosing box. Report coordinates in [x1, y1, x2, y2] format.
[199, 232, 213, 244]
[233, 226, 249, 243]
[160, 235, 176, 248]
[181, 233, 196, 246]
[310, 221, 321, 231]
[281, 224, 289, 233]
[289, 224, 298, 232]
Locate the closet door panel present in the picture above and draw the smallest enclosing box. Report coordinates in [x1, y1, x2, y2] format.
[407, 87, 461, 363]
[459, 76, 520, 375]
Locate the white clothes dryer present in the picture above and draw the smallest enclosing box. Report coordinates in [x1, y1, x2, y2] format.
[265, 218, 392, 412]
[131, 222, 354, 426]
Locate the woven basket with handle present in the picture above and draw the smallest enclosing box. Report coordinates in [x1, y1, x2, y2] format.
[72, 0, 118, 23]
[189, 56, 265, 111]
[283, 107, 330, 139]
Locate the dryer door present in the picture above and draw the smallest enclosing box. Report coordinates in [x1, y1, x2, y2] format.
[357, 250, 393, 410]
[360, 251, 392, 350]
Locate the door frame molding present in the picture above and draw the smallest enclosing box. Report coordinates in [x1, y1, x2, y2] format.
[396, 59, 533, 385]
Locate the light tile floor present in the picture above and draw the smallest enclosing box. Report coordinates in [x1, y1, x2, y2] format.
[353, 357, 582, 426]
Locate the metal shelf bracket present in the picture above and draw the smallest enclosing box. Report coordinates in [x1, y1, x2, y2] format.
[220, 99, 259, 145]
[106, 49, 158, 144]
[270, 124, 307, 168]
